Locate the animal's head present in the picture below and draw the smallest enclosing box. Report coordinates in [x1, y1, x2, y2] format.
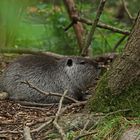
[62, 56, 101, 90]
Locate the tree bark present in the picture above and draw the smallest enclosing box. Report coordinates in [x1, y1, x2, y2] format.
[88, 11, 140, 116]
[63, 0, 85, 52]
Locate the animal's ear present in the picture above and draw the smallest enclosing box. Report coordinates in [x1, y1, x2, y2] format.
[66, 59, 73, 67]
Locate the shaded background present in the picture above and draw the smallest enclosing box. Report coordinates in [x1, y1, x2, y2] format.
[0, 0, 139, 55]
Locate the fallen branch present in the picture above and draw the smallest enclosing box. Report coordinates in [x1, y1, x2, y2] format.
[31, 119, 53, 133]
[79, 120, 90, 135]
[0, 48, 63, 59]
[53, 90, 68, 140]
[19, 102, 57, 110]
[74, 131, 97, 140]
[16, 100, 58, 107]
[27, 116, 55, 127]
[0, 130, 21, 134]
[0, 118, 54, 136]
[0, 135, 9, 139]
[88, 108, 131, 131]
[60, 101, 87, 115]
[74, 109, 131, 140]
[81, 0, 107, 56]
[23, 126, 32, 140]
[23, 80, 78, 103]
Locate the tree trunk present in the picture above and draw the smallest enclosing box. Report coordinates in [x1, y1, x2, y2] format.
[63, 0, 85, 52]
[88, 11, 140, 116]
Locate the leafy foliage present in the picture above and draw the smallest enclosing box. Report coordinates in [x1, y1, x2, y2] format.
[0, 0, 138, 55]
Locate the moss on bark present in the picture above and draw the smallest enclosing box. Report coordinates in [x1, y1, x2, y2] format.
[88, 11, 140, 116]
[88, 72, 140, 116]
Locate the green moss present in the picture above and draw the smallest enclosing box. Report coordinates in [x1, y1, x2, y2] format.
[94, 116, 127, 140]
[88, 72, 113, 112]
[69, 115, 140, 140]
[91, 115, 140, 140]
[88, 73, 140, 116]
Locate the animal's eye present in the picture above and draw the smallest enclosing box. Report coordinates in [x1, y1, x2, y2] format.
[80, 61, 85, 65]
[67, 59, 73, 67]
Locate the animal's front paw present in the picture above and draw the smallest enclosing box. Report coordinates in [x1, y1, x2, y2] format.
[0, 92, 9, 100]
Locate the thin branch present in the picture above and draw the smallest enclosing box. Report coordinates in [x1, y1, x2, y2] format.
[0, 135, 9, 139]
[74, 131, 97, 140]
[60, 101, 87, 115]
[53, 90, 68, 140]
[27, 116, 55, 127]
[88, 108, 131, 131]
[23, 126, 32, 140]
[121, 0, 135, 21]
[81, 0, 107, 56]
[22, 80, 78, 103]
[112, 35, 127, 52]
[0, 48, 63, 59]
[73, 16, 130, 35]
[79, 120, 90, 135]
[16, 100, 58, 107]
[0, 130, 21, 134]
[19, 103, 57, 109]
[31, 119, 53, 133]
[64, 19, 76, 31]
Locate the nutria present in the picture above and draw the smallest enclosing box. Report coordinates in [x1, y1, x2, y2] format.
[0, 54, 100, 103]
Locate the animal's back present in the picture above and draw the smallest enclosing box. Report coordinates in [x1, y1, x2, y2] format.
[0, 54, 100, 103]
[1, 54, 64, 103]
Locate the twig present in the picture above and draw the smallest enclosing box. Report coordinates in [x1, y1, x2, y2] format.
[26, 116, 55, 127]
[0, 135, 9, 139]
[60, 101, 87, 115]
[19, 102, 56, 110]
[74, 131, 97, 140]
[64, 19, 76, 31]
[53, 90, 68, 140]
[16, 100, 59, 107]
[23, 126, 32, 140]
[88, 108, 131, 131]
[74, 109, 131, 140]
[40, 129, 55, 140]
[31, 119, 53, 133]
[112, 35, 127, 52]
[121, 0, 135, 21]
[79, 120, 90, 135]
[0, 120, 53, 137]
[73, 16, 130, 35]
[81, 0, 107, 56]
[0, 48, 43, 54]
[0, 48, 63, 59]
[22, 80, 78, 103]
[0, 130, 21, 134]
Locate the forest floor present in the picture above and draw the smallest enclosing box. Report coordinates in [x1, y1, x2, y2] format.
[0, 54, 87, 140]
[0, 54, 139, 140]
